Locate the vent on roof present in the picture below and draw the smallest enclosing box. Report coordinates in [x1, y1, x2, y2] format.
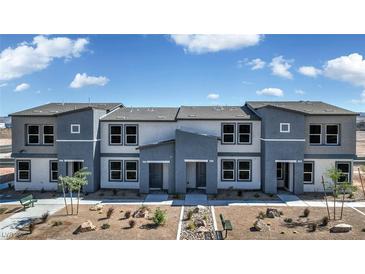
[214, 106, 224, 111]
[188, 114, 197, 117]
[235, 114, 245, 117]
[116, 116, 127, 119]
[157, 115, 166, 119]
[49, 110, 59, 113]
[32, 110, 43, 113]
[324, 109, 334, 112]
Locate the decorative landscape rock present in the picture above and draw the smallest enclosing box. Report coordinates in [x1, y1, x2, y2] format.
[89, 204, 103, 211]
[253, 219, 269, 231]
[133, 207, 149, 218]
[193, 205, 206, 214]
[194, 219, 206, 228]
[330, 224, 352, 233]
[79, 220, 96, 233]
[180, 206, 215, 240]
[266, 208, 281, 218]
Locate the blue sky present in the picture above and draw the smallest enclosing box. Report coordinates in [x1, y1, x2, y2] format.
[1, 34, 365, 116]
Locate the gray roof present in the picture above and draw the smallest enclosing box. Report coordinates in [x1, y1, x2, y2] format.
[10, 103, 121, 116]
[101, 107, 179, 121]
[177, 105, 258, 120]
[246, 101, 357, 115]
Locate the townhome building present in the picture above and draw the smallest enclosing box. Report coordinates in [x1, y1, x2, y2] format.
[10, 101, 358, 194]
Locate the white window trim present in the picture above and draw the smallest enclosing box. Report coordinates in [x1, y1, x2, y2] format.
[309, 124, 322, 145]
[109, 125, 123, 145]
[222, 123, 236, 144]
[125, 125, 138, 145]
[43, 125, 54, 145]
[221, 159, 235, 181]
[237, 160, 251, 181]
[50, 160, 58, 182]
[303, 162, 314, 184]
[109, 160, 123, 181]
[71, 124, 80, 134]
[17, 160, 30, 182]
[280, 123, 290, 133]
[237, 123, 252, 144]
[27, 125, 40, 144]
[336, 162, 350, 183]
[125, 160, 138, 182]
[325, 124, 339, 145]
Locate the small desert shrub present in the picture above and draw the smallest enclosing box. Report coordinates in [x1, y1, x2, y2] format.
[106, 207, 114, 219]
[284, 218, 293, 223]
[52, 220, 63, 227]
[279, 210, 284, 216]
[348, 192, 354, 199]
[124, 211, 131, 219]
[0, 208, 7, 214]
[203, 213, 208, 221]
[112, 189, 118, 196]
[237, 190, 243, 197]
[257, 211, 266, 219]
[41, 212, 49, 223]
[308, 223, 317, 232]
[29, 221, 36, 234]
[187, 209, 193, 220]
[99, 192, 104, 197]
[153, 208, 167, 226]
[41, 188, 45, 193]
[321, 216, 329, 226]
[303, 208, 310, 217]
[362, 228, 365, 232]
[187, 222, 196, 230]
[254, 193, 260, 198]
[269, 194, 274, 198]
[101, 223, 110, 230]
[129, 220, 136, 228]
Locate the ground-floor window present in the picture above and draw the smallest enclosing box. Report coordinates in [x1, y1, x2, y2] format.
[336, 162, 351, 183]
[303, 162, 314, 184]
[237, 160, 251, 181]
[50, 160, 58, 182]
[125, 160, 138, 181]
[109, 160, 123, 181]
[17, 160, 31, 182]
[221, 159, 235, 181]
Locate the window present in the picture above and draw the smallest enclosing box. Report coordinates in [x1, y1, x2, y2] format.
[336, 162, 350, 183]
[303, 162, 314, 184]
[309, 124, 322, 144]
[27, 125, 40, 144]
[109, 160, 123, 181]
[237, 123, 251, 144]
[43, 125, 54, 144]
[277, 163, 283, 179]
[125, 160, 138, 181]
[50, 160, 58, 182]
[71, 124, 80, 134]
[326, 124, 339, 145]
[237, 160, 251, 181]
[221, 159, 235, 181]
[109, 125, 123, 145]
[17, 160, 30, 182]
[280, 123, 290, 133]
[125, 125, 138, 145]
[222, 124, 235, 144]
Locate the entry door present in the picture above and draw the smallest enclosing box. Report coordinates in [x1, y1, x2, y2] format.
[196, 162, 206, 188]
[284, 163, 289, 189]
[149, 163, 163, 189]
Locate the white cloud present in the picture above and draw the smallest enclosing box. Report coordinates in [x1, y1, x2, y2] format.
[295, 89, 306, 95]
[256, 88, 284, 97]
[323, 53, 365, 87]
[269, 56, 293, 79]
[245, 58, 266, 70]
[14, 83, 30, 92]
[298, 66, 322, 77]
[0, 83, 7, 88]
[351, 90, 365, 104]
[170, 34, 262, 54]
[0, 35, 89, 81]
[207, 93, 220, 100]
[69, 73, 109, 89]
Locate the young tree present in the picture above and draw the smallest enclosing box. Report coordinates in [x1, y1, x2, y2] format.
[321, 176, 331, 219]
[326, 166, 343, 220]
[359, 166, 365, 199]
[58, 175, 69, 215]
[337, 182, 357, 220]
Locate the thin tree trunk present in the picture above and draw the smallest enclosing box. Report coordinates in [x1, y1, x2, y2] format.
[322, 176, 331, 219]
[333, 183, 336, 221]
[77, 187, 80, 215]
[359, 168, 365, 199]
[340, 187, 345, 220]
[61, 180, 69, 215]
[70, 189, 74, 215]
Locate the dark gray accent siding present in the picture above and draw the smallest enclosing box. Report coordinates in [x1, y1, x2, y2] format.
[101, 153, 140, 157]
[304, 154, 356, 159]
[12, 153, 58, 158]
[218, 152, 261, 157]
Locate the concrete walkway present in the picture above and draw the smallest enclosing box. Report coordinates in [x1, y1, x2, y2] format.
[0, 203, 64, 240]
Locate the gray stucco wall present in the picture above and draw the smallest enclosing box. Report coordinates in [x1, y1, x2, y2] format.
[304, 115, 357, 155]
[175, 130, 218, 194]
[139, 142, 175, 193]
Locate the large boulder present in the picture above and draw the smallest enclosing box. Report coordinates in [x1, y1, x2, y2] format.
[194, 219, 206, 228]
[89, 204, 103, 211]
[193, 205, 207, 214]
[133, 207, 149, 218]
[79, 220, 96, 233]
[253, 219, 269, 231]
[330, 224, 352, 233]
[266, 208, 281, 218]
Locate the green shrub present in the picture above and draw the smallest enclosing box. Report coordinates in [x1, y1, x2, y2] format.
[101, 223, 110, 230]
[308, 223, 317, 232]
[303, 208, 310, 217]
[41, 212, 49, 223]
[52, 220, 63, 227]
[362, 228, 365, 232]
[187, 222, 196, 230]
[0, 208, 7, 214]
[187, 209, 193, 220]
[321, 216, 329, 226]
[284, 218, 293, 223]
[124, 211, 131, 219]
[153, 207, 167, 226]
[257, 211, 266, 219]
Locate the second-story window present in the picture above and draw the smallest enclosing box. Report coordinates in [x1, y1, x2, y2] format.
[43, 125, 54, 144]
[125, 125, 138, 145]
[325, 124, 339, 145]
[27, 125, 40, 144]
[71, 124, 80, 134]
[222, 123, 235, 144]
[280, 123, 290, 133]
[309, 124, 322, 144]
[110, 125, 123, 145]
[238, 123, 251, 144]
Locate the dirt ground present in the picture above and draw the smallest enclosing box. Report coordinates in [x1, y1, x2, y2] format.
[11, 205, 180, 240]
[215, 206, 365, 240]
[209, 190, 279, 201]
[0, 205, 23, 222]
